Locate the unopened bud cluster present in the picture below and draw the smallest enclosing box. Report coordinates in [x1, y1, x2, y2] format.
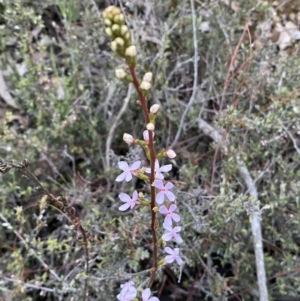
[103, 6, 136, 66]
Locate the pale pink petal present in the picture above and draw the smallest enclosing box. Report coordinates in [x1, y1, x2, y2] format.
[159, 205, 168, 214]
[119, 203, 131, 211]
[124, 171, 133, 182]
[118, 193, 131, 202]
[116, 172, 126, 182]
[165, 254, 175, 264]
[159, 164, 172, 172]
[162, 232, 172, 241]
[132, 190, 138, 200]
[118, 161, 129, 171]
[165, 191, 175, 202]
[165, 182, 174, 190]
[169, 204, 177, 212]
[171, 213, 180, 222]
[175, 256, 183, 265]
[153, 180, 164, 189]
[164, 247, 173, 255]
[155, 192, 164, 204]
[174, 234, 183, 244]
[130, 160, 141, 170]
[164, 216, 172, 225]
[142, 288, 151, 300]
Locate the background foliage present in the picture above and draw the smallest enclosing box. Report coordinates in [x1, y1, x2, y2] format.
[0, 0, 300, 300]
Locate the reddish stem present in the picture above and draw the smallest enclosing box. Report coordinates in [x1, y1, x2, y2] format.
[129, 65, 158, 287]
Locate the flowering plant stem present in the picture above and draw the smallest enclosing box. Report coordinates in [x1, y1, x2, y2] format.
[128, 65, 158, 287]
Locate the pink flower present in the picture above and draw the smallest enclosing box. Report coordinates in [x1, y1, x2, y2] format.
[118, 190, 138, 211]
[153, 180, 175, 204]
[143, 130, 155, 144]
[116, 161, 141, 182]
[117, 285, 137, 301]
[141, 288, 159, 301]
[120, 281, 135, 290]
[164, 247, 183, 265]
[162, 223, 183, 244]
[159, 204, 180, 225]
[146, 160, 172, 180]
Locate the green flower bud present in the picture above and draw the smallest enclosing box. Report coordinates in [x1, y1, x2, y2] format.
[114, 13, 125, 25]
[104, 18, 112, 27]
[120, 25, 129, 36]
[111, 24, 120, 35]
[124, 31, 131, 41]
[105, 27, 113, 37]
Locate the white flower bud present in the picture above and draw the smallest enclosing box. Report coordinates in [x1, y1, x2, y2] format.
[143, 72, 153, 83]
[150, 104, 160, 114]
[115, 68, 126, 79]
[123, 133, 135, 144]
[125, 45, 137, 57]
[140, 81, 151, 91]
[146, 123, 155, 131]
[166, 149, 176, 158]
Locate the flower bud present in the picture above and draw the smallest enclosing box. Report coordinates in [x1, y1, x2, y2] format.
[120, 25, 129, 36]
[114, 13, 125, 25]
[104, 19, 112, 27]
[111, 24, 120, 35]
[105, 27, 113, 37]
[102, 6, 114, 19]
[123, 133, 135, 144]
[143, 72, 153, 83]
[153, 206, 159, 212]
[140, 81, 151, 91]
[115, 37, 124, 46]
[115, 68, 126, 79]
[111, 40, 117, 52]
[125, 45, 137, 57]
[146, 123, 155, 131]
[150, 104, 160, 114]
[124, 31, 131, 41]
[166, 149, 176, 158]
[111, 6, 121, 16]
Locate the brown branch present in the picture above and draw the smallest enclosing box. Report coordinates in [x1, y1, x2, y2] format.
[128, 66, 158, 288]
